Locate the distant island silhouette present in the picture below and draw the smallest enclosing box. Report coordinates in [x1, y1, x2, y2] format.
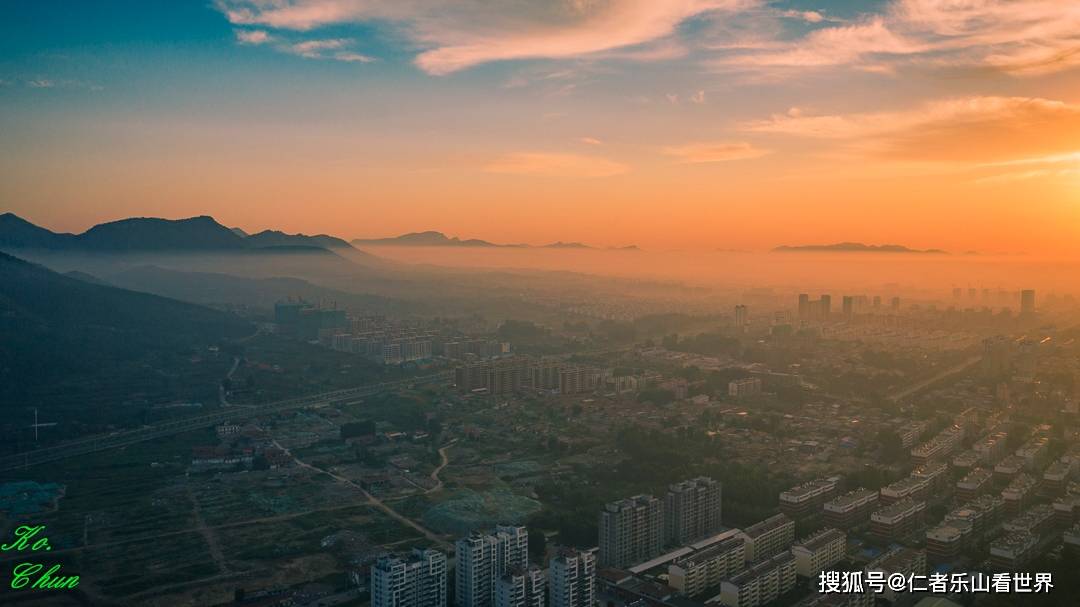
[773, 242, 948, 254]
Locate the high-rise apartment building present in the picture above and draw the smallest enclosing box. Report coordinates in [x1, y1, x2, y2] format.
[735, 305, 748, 328]
[1020, 289, 1035, 316]
[496, 566, 546, 607]
[371, 548, 448, 607]
[548, 547, 595, 607]
[665, 477, 723, 546]
[456, 526, 530, 607]
[598, 495, 664, 568]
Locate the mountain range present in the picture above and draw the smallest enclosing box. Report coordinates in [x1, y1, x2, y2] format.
[1, 214, 634, 254]
[772, 242, 948, 254]
[0, 213, 356, 253]
[352, 230, 638, 250]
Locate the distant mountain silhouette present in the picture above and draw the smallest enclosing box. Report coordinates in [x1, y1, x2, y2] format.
[77, 215, 247, 250]
[353, 231, 509, 247]
[353, 230, 638, 250]
[245, 229, 354, 250]
[773, 242, 948, 254]
[0, 213, 358, 253]
[0, 212, 77, 249]
[63, 270, 112, 286]
[542, 241, 590, 249]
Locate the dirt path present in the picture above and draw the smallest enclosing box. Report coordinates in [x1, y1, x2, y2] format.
[426, 440, 457, 494]
[188, 483, 229, 574]
[273, 440, 451, 549]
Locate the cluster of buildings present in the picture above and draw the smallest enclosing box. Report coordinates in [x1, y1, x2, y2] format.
[371, 526, 594, 607]
[326, 318, 437, 365]
[190, 422, 290, 470]
[274, 299, 348, 340]
[592, 476, 859, 607]
[455, 358, 652, 397]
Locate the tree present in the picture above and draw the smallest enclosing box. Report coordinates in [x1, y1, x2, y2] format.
[876, 429, 905, 463]
[528, 529, 547, 562]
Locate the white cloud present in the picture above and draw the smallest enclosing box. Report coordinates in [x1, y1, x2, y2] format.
[235, 29, 271, 45]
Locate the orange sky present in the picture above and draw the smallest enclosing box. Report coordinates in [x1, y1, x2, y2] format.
[2, 1, 1080, 254]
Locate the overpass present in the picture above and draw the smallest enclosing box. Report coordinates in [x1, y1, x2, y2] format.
[0, 371, 453, 472]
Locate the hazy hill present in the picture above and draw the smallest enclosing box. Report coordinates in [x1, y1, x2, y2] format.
[353, 230, 508, 247]
[353, 230, 636, 250]
[0, 251, 251, 367]
[0, 251, 256, 440]
[773, 242, 948, 254]
[107, 265, 404, 314]
[245, 229, 355, 250]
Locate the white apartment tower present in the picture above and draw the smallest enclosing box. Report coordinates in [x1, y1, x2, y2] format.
[548, 547, 596, 607]
[598, 495, 664, 568]
[371, 548, 448, 607]
[456, 526, 530, 607]
[665, 477, 723, 546]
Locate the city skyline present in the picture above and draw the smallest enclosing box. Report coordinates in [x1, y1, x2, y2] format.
[2, 1, 1080, 254]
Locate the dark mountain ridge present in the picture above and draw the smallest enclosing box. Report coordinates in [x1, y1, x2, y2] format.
[0, 213, 359, 253]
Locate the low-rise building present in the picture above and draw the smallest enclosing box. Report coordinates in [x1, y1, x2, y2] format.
[989, 532, 1038, 569]
[823, 489, 878, 529]
[1001, 504, 1056, 536]
[1001, 473, 1039, 514]
[779, 477, 840, 520]
[870, 499, 925, 543]
[737, 514, 795, 562]
[667, 537, 745, 598]
[791, 529, 846, 579]
[718, 551, 796, 607]
[865, 548, 926, 603]
[956, 468, 994, 503]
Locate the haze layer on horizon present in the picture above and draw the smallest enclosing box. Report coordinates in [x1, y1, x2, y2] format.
[1, 1, 1079, 255]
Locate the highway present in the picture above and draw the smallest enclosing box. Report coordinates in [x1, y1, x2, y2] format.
[0, 371, 453, 472]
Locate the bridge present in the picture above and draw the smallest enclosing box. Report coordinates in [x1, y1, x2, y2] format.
[0, 371, 453, 472]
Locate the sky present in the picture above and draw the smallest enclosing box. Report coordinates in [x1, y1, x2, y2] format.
[1, 0, 1079, 254]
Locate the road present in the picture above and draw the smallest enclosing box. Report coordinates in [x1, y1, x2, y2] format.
[219, 356, 242, 407]
[886, 355, 982, 403]
[0, 371, 453, 472]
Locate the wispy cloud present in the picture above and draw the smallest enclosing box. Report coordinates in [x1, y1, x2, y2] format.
[662, 141, 770, 163]
[215, 0, 752, 74]
[712, 0, 1080, 76]
[287, 38, 373, 62]
[579, 137, 603, 146]
[484, 152, 628, 177]
[743, 95, 1080, 183]
[233, 27, 372, 62]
